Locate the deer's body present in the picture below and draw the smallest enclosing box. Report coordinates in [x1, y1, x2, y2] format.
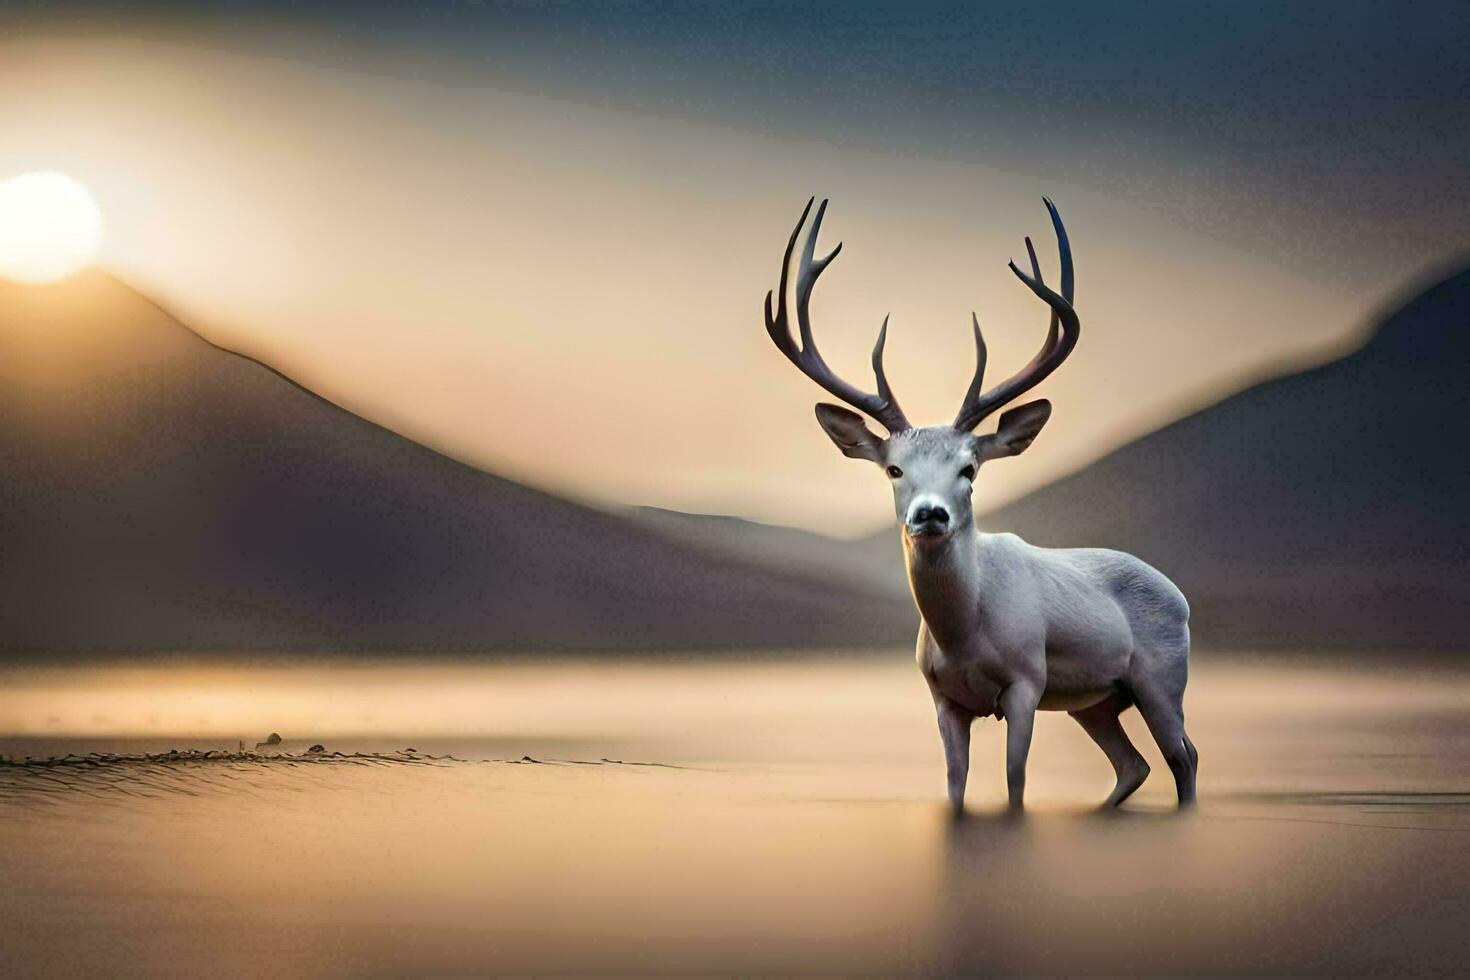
[761, 197, 1198, 813]
[912, 531, 1189, 716]
[907, 520, 1193, 809]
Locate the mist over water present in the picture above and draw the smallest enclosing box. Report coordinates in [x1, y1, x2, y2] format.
[2, 654, 1467, 974]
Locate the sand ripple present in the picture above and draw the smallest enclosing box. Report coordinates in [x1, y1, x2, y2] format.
[0, 748, 681, 808]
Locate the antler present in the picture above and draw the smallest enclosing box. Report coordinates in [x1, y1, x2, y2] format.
[953, 197, 1079, 432]
[764, 198, 911, 434]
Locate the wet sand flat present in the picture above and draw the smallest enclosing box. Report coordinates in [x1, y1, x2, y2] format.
[2, 654, 1468, 975]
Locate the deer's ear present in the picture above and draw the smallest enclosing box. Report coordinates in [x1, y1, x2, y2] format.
[814, 403, 884, 462]
[974, 399, 1052, 461]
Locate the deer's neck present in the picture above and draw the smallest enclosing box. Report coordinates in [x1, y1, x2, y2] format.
[903, 526, 985, 647]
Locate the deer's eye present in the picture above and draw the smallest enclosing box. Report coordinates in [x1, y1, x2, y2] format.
[959, 464, 976, 481]
[886, 465, 903, 479]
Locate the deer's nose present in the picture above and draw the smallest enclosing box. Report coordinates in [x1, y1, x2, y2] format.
[912, 504, 949, 527]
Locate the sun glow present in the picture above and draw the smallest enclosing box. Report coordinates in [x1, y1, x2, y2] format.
[0, 171, 104, 284]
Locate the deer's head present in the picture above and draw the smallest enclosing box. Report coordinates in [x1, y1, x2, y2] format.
[763, 198, 1078, 549]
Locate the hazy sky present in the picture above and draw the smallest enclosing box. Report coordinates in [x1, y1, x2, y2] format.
[1, 2, 1466, 533]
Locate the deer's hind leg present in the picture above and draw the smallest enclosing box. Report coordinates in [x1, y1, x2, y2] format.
[1129, 650, 1197, 808]
[1070, 691, 1150, 808]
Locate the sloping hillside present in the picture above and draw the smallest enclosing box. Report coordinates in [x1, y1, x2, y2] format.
[0, 272, 914, 653]
[627, 506, 909, 600]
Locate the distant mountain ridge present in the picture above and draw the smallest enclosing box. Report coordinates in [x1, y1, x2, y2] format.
[627, 506, 909, 600]
[0, 272, 915, 654]
[6, 266, 1463, 655]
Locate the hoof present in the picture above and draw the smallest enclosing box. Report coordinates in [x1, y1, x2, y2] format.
[1104, 760, 1150, 807]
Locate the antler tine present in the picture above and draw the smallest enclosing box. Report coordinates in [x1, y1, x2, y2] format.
[956, 312, 989, 417]
[953, 197, 1080, 432]
[1024, 234, 1062, 358]
[872, 314, 899, 410]
[764, 198, 911, 434]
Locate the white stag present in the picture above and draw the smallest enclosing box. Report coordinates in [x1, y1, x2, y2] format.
[763, 197, 1197, 812]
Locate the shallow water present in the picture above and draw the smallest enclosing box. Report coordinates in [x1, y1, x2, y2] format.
[2, 654, 1468, 975]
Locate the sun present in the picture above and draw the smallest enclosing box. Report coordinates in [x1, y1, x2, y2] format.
[0, 171, 105, 284]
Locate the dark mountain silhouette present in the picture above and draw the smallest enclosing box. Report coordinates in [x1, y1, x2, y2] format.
[647, 267, 1470, 651]
[0, 272, 914, 654]
[977, 265, 1470, 649]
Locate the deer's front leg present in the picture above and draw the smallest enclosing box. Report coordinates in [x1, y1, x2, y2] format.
[999, 683, 1041, 810]
[934, 696, 974, 816]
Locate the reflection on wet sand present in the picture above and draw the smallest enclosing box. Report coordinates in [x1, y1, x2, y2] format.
[1, 654, 1467, 974]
